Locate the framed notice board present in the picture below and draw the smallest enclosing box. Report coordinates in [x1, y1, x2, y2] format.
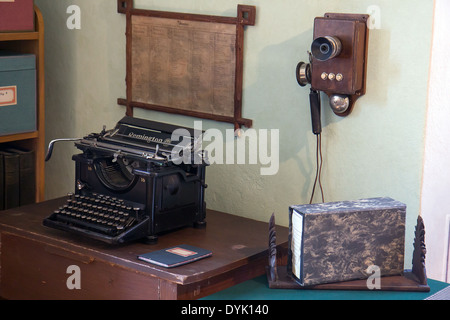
[117, 0, 255, 129]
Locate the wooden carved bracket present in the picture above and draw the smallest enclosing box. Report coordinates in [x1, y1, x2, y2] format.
[117, 0, 255, 130]
[411, 215, 428, 285]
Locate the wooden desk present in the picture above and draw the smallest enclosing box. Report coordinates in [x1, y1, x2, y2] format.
[0, 198, 288, 300]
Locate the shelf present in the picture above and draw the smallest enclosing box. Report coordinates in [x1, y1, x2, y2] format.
[0, 131, 39, 144]
[0, 31, 39, 42]
[0, 5, 45, 203]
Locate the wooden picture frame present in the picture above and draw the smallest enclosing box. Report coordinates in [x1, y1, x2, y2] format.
[117, 0, 255, 129]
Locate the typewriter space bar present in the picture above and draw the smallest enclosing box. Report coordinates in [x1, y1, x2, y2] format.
[56, 215, 116, 235]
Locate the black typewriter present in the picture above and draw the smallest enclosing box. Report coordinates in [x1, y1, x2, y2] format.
[43, 116, 208, 244]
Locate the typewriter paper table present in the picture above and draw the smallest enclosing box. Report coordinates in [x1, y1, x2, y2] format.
[0, 198, 288, 300]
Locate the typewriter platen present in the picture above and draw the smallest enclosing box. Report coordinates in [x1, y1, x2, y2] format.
[43, 116, 208, 244]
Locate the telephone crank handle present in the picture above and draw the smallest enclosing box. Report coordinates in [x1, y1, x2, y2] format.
[45, 138, 81, 162]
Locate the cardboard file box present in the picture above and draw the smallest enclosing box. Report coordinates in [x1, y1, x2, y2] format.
[0, 51, 36, 136]
[0, 0, 35, 32]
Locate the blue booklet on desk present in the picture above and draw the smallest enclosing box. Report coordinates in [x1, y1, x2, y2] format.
[138, 244, 212, 268]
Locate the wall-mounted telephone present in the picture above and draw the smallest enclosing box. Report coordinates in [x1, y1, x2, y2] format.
[296, 13, 369, 204]
[296, 13, 369, 135]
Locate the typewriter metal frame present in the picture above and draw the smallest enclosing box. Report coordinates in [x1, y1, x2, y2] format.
[43, 117, 208, 244]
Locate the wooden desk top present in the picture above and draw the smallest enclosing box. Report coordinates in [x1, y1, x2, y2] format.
[0, 198, 289, 289]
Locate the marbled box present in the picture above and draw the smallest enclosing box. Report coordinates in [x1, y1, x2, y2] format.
[288, 197, 406, 286]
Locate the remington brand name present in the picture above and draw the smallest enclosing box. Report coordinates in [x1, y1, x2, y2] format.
[128, 132, 165, 144]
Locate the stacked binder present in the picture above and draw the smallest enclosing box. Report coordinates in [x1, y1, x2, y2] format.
[0, 146, 35, 211]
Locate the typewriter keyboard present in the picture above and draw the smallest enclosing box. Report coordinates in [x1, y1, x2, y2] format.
[52, 193, 143, 236]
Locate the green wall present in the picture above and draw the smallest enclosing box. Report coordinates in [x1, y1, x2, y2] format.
[36, 0, 433, 267]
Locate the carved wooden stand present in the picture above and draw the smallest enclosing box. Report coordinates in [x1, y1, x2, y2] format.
[266, 214, 430, 292]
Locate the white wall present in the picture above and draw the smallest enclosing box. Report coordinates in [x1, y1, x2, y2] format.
[421, 0, 450, 283]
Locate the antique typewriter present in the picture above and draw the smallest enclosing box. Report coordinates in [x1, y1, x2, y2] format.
[43, 116, 208, 244]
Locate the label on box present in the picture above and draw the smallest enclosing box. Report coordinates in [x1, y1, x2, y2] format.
[0, 86, 17, 107]
[167, 247, 198, 257]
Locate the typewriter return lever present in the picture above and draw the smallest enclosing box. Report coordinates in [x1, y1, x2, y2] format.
[45, 138, 82, 162]
[45, 126, 108, 162]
